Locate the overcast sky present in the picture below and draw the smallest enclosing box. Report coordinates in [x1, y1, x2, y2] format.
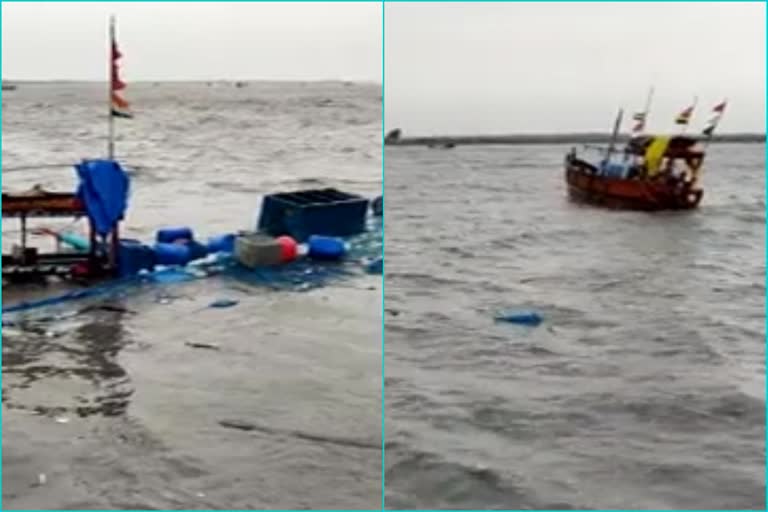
[386, 2, 765, 134]
[2, 2, 382, 82]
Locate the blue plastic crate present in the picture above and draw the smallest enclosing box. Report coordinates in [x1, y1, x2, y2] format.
[257, 188, 369, 242]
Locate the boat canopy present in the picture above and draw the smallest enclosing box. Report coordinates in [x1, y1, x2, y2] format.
[625, 135, 705, 158]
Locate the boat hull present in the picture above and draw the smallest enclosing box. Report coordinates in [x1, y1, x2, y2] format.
[565, 163, 703, 211]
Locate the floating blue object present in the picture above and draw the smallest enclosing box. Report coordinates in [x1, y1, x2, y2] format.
[75, 159, 130, 236]
[307, 235, 347, 261]
[118, 239, 155, 277]
[156, 227, 194, 244]
[154, 243, 191, 266]
[371, 196, 383, 217]
[187, 240, 209, 261]
[494, 310, 543, 326]
[364, 256, 383, 274]
[209, 298, 239, 308]
[207, 233, 236, 254]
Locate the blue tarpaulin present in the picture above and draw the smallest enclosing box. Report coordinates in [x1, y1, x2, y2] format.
[75, 159, 130, 236]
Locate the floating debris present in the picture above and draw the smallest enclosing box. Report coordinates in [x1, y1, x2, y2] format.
[218, 419, 380, 450]
[185, 342, 220, 350]
[219, 419, 256, 431]
[208, 298, 239, 309]
[494, 310, 543, 326]
[2, 216, 382, 317]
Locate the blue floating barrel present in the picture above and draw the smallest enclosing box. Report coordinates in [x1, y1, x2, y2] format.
[494, 310, 543, 326]
[207, 233, 236, 254]
[118, 239, 155, 277]
[187, 240, 209, 261]
[156, 227, 194, 244]
[154, 242, 192, 266]
[307, 235, 347, 261]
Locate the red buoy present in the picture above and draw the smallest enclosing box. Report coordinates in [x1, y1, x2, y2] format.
[275, 235, 298, 263]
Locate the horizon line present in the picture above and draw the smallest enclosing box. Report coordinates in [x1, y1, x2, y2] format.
[2, 78, 382, 85]
[386, 130, 766, 137]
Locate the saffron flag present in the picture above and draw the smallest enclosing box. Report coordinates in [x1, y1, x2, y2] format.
[702, 100, 727, 137]
[675, 105, 694, 125]
[111, 20, 132, 119]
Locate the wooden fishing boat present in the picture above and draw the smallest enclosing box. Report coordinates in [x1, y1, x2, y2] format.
[565, 134, 706, 211]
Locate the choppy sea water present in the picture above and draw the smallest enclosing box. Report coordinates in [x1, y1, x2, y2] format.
[2, 81, 382, 509]
[384, 143, 765, 509]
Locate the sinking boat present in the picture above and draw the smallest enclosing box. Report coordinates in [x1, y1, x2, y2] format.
[2, 161, 128, 281]
[3, 17, 131, 282]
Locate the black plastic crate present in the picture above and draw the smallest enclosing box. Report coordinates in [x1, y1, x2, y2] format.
[257, 188, 369, 242]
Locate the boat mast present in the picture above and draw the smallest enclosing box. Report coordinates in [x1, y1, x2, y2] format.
[108, 15, 115, 160]
[641, 86, 654, 129]
[604, 107, 624, 165]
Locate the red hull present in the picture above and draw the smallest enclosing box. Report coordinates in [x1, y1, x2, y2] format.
[565, 163, 703, 211]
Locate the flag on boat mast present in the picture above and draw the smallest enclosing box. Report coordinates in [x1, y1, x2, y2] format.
[110, 16, 131, 119]
[675, 101, 696, 125]
[631, 87, 654, 134]
[675, 96, 698, 135]
[702, 100, 727, 137]
[108, 16, 130, 159]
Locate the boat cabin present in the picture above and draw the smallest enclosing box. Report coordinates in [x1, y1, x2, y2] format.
[568, 134, 707, 183]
